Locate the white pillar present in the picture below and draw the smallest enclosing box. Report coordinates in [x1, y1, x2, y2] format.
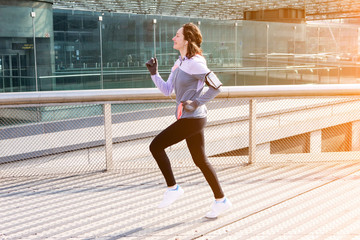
[310, 130, 322, 153]
[249, 99, 257, 164]
[104, 104, 113, 170]
[352, 121, 360, 151]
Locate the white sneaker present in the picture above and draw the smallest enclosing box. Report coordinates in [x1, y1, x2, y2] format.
[158, 185, 184, 208]
[205, 197, 232, 219]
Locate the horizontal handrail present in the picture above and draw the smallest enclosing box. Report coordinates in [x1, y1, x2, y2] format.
[1, 84, 360, 106]
[39, 73, 101, 79]
[42, 65, 342, 78]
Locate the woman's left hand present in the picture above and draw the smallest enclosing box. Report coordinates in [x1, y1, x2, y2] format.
[182, 100, 198, 112]
[145, 57, 158, 75]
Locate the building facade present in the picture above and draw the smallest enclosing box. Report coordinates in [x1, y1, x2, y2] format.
[0, 0, 359, 92]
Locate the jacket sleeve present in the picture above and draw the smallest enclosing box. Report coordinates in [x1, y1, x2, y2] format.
[195, 86, 222, 106]
[190, 58, 222, 106]
[150, 63, 179, 96]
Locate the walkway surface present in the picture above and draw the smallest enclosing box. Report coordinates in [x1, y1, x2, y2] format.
[2, 161, 360, 239]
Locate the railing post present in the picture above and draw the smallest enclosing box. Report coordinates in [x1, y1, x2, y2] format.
[103, 103, 113, 170]
[249, 99, 257, 164]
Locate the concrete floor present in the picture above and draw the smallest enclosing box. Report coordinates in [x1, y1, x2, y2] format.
[2, 161, 360, 239]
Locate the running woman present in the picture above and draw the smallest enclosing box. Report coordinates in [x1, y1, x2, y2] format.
[146, 22, 232, 218]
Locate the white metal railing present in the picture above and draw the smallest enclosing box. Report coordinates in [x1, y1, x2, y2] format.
[2, 84, 360, 106]
[1, 84, 360, 172]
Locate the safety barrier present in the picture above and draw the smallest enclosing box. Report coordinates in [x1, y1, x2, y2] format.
[1, 84, 360, 177]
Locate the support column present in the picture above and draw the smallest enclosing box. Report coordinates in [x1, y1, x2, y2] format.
[310, 130, 322, 153]
[249, 99, 257, 164]
[153, 19, 157, 58]
[99, 15, 104, 89]
[104, 104, 113, 171]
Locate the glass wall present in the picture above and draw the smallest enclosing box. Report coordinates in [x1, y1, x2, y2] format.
[50, 11, 360, 90]
[1, 7, 359, 92]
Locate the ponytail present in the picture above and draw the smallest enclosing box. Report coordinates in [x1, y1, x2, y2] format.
[183, 23, 203, 59]
[187, 41, 203, 59]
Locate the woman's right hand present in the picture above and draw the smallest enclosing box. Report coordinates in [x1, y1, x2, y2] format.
[146, 57, 158, 75]
[182, 100, 198, 112]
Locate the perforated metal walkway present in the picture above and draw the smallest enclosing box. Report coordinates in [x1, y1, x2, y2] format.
[2, 162, 360, 239]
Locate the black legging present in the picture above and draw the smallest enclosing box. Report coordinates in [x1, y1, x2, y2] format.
[149, 117, 224, 199]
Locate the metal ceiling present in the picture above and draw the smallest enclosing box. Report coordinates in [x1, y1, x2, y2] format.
[52, 0, 360, 20]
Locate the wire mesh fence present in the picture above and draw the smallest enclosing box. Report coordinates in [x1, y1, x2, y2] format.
[1, 91, 360, 178]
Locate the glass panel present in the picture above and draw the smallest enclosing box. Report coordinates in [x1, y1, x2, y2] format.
[3, 55, 11, 92]
[53, 10, 101, 90]
[0, 56, 3, 92]
[48, 10, 360, 91]
[11, 55, 20, 92]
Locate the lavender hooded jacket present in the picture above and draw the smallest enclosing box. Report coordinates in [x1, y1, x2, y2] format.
[151, 54, 222, 119]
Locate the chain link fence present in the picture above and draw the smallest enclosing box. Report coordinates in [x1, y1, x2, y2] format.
[1, 87, 360, 177]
